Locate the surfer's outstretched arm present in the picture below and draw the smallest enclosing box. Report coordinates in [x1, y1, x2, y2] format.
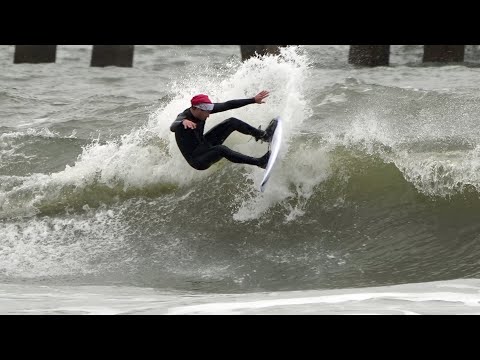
[210, 90, 270, 114]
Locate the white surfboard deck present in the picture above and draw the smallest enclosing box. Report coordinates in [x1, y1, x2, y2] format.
[260, 116, 283, 192]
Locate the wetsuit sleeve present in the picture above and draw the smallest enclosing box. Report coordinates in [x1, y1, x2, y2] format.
[210, 98, 255, 114]
[170, 113, 186, 132]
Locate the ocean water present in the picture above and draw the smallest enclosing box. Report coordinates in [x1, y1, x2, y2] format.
[1, 45, 480, 314]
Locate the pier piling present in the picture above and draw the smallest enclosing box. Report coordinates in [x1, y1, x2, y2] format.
[423, 45, 465, 63]
[90, 45, 134, 67]
[240, 45, 286, 61]
[348, 45, 390, 67]
[14, 45, 57, 64]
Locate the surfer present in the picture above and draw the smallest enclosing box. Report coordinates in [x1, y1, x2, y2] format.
[170, 91, 277, 170]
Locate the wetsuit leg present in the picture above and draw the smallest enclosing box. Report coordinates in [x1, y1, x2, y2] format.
[191, 145, 262, 170]
[205, 117, 264, 146]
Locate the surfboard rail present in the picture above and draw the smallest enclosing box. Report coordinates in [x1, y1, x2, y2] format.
[260, 116, 283, 192]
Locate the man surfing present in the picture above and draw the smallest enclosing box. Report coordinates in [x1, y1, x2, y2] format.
[170, 90, 278, 170]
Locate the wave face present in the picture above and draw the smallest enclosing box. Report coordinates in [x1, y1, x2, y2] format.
[1, 45, 480, 293]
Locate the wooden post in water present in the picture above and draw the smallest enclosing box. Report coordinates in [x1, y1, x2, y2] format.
[348, 45, 390, 67]
[14, 45, 57, 64]
[90, 45, 134, 67]
[240, 45, 286, 61]
[423, 45, 465, 63]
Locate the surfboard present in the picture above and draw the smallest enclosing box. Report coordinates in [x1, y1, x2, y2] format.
[260, 116, 283, 192]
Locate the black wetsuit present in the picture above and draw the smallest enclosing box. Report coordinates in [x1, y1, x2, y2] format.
[170, 98, 266, 170]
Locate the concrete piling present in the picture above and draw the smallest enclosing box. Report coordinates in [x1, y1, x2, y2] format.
[348, 45, 390, 67]
[423, 45, 465, 63]
[90, 45, 134, 67]
[14, 45, 57, 64]
[240, 45, 286, 61]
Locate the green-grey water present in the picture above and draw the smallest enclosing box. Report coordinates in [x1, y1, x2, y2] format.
[1, 45, 480, 314]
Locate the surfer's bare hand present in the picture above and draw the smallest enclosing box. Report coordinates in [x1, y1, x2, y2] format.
[254, 90, 269, 104]
[183, 120, 196, 129]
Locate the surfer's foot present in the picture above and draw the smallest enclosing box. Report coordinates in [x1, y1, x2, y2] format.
[255, 118, 278, 143]
[261, 118, 278, 143]
[258, 151, 271, 169]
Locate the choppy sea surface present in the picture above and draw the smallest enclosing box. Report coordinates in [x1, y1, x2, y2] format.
[1, 45, 479, 314]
